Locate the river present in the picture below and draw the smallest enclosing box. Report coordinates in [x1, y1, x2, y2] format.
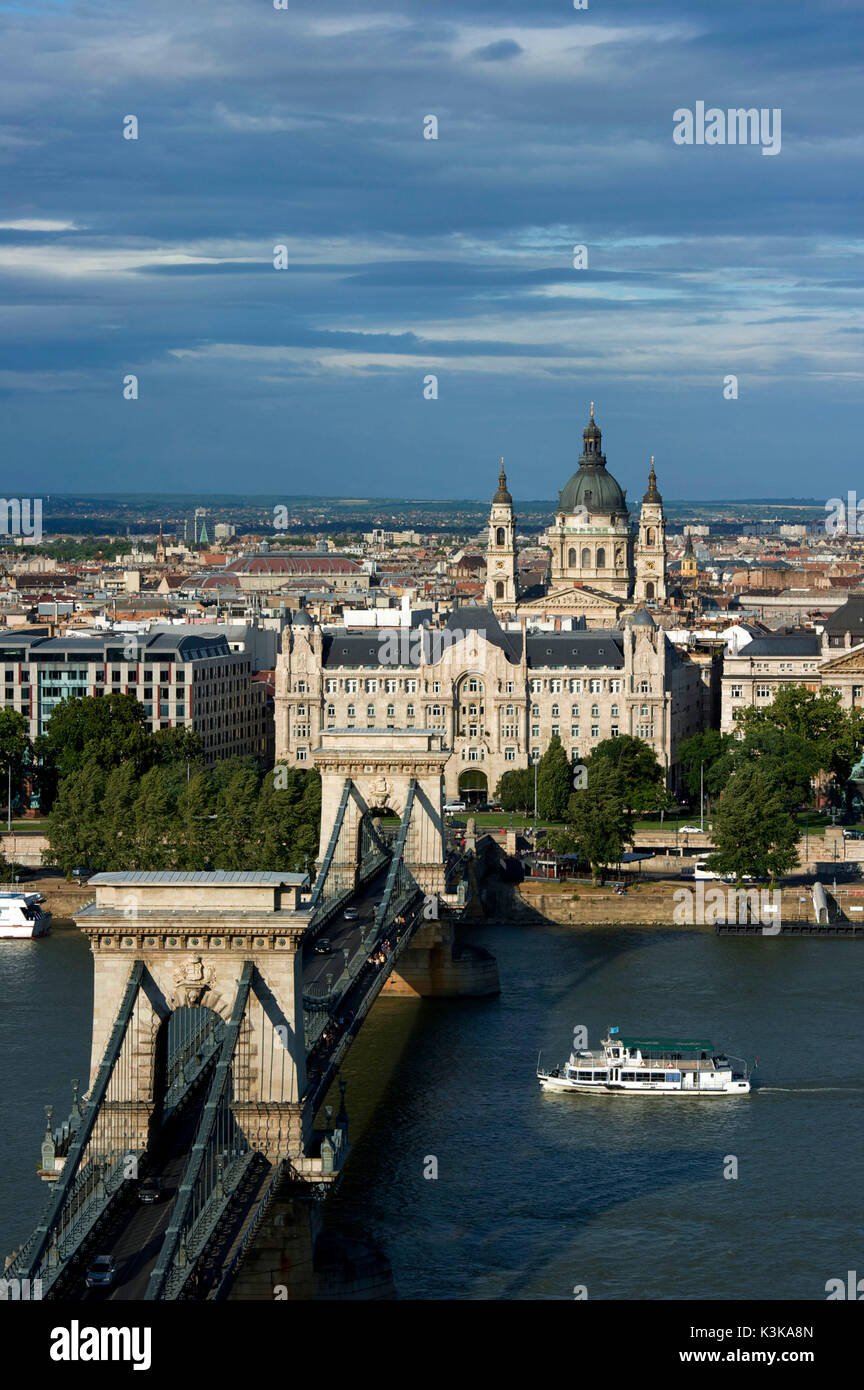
[2, 919, 861, 1299]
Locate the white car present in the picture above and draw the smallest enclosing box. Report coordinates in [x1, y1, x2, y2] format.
[444, 802, 466, 813]
[679, 825, 706, 834]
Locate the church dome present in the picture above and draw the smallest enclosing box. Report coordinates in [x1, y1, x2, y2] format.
[623, 606, 656, 628]
[558, 407, 628, 517]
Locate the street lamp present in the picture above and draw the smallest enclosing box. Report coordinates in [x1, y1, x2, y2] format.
[699, 761, 705, 834]
[532, 750, 540, 826]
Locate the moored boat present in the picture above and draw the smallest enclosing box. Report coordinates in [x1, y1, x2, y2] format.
[538, 1028, 751, 1097]
[0, 891, 52, 939]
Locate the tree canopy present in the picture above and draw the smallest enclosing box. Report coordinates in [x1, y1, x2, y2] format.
[706, 764, 800, 886]
[46, 758, 321, 877]
[548, 766, 633, 880]
[733, 685, 864, 784]
[587, 734, 668, 813]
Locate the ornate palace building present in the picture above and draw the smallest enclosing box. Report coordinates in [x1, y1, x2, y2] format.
[274, 404, 706, 802]
[275, 607, 704, 803]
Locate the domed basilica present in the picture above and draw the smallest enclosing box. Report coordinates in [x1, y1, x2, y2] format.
[484, 405, 668, 626]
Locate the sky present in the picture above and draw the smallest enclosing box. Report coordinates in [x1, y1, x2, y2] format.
[0, 0, 862, 503]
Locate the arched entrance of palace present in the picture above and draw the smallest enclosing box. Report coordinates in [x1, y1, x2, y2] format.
[458, 770, 488, 805]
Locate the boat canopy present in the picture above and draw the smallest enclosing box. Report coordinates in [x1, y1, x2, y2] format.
[615, 1036, 714, 1052]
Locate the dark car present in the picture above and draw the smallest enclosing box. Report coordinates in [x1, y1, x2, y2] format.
[71, 866, 89, 879]
[314, 937, 332, 955]
[85, 1255, 117, 1289]
[138, 1175, 162, 1204]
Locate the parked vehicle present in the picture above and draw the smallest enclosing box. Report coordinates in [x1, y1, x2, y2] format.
[444, 801, 466, 813]
[842, 829, 864, 840]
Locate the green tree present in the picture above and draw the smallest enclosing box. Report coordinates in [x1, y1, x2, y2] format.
[213, 765, 261, 869]
[536, 734, 572, 822]
[549, 769, 632, 881]
[0, 707, 30, 769]
[176, 772, 219, 870]
[132, 766, 179, 869]
[98, 762, 140, 870]
[714, 725, 819, 808]
[36, 693, 150, 781]
[707, 765, 800, 886]
[151, 726, 205, 769]
[45, 762, 108, 875]
[587, 735, 666, 813]
[495, 766, 535, 814]
[734, 685, 864, 784]
[678, 730, 735, 803]
[0, 707, 31, 818]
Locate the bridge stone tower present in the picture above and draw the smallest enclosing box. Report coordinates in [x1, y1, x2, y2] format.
[75, 873, 313, 1162]
[314, 728, 449, 895]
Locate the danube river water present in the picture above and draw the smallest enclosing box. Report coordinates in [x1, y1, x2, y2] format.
[2, 919, 862, 1299]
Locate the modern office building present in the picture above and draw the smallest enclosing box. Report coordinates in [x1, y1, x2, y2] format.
[0, 629, 270, 764]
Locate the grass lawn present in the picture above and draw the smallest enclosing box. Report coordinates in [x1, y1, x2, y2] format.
[0, 818, 48, 835]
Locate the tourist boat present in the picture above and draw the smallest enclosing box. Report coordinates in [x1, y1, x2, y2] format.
[537, 1029, 751, 1096]
[0, 892, 52, 939]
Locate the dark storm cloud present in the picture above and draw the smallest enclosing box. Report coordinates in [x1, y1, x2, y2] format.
[469, 40, 524, 62]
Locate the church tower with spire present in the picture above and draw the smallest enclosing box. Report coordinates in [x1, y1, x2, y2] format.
[484, 461, 518, 614]
[633, 458, 667, 603]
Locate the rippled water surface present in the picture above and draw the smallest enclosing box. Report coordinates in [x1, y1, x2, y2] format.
[3, 920, 861, 1299]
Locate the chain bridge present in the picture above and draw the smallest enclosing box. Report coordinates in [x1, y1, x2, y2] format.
[4, 731, 498, 1301]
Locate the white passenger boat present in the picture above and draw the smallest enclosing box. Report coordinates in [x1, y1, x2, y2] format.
[538, 1029, 751, 1097]
[0, 892, 52, 939]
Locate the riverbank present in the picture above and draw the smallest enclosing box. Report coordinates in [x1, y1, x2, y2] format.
[0, 872, 93, 918]
[486, 877, 832, 927]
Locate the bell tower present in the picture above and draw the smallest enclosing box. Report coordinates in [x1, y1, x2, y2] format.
[634, 458, 667, 603]
[484, 460, 517, 614]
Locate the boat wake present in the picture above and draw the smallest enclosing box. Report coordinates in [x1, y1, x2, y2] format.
[755, 1085, 864, 1094]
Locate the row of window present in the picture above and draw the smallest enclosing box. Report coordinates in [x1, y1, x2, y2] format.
[309, 675, 650, 695]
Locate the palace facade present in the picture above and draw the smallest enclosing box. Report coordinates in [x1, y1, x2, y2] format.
[275, 606, 705, 801]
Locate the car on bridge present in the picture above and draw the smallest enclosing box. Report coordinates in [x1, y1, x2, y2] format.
[85, 1254, 117, 1289]
[343, 907, 360, 920]
[138, 1175, 163, 1204]
[314, 937, 333, 955]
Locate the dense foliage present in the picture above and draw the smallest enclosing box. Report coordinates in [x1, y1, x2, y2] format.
[46, 756, 321, 876]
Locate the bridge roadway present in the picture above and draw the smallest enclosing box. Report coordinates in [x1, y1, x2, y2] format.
[301, 865, 389, 993]
[57, 866, 402, 1301]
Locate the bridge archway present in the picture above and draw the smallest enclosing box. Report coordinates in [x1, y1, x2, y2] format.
[76, 874, 311, 1163]
[313, 729, 450, 895]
